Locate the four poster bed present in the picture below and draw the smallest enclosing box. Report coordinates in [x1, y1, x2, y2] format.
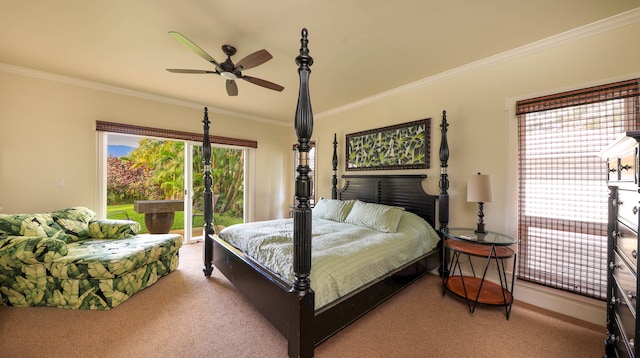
[201, 29, 450, 358]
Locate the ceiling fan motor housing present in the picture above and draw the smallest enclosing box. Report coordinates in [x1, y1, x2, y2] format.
[221, 44, 237, 57]
[219, 45, 240, 78]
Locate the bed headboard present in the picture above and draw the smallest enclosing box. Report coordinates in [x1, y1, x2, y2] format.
[337, 175, 438, 229]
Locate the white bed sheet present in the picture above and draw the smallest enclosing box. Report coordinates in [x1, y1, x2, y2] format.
[218, 210, 440, 309]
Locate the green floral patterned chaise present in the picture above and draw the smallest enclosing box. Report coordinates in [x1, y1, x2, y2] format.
[0, 207, 182, 309]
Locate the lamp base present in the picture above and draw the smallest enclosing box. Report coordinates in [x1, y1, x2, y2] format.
[475, 202, 487, 234]
[474, 223, 487, 234]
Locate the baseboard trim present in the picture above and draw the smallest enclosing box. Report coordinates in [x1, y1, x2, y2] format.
[514, 280, 606, 327]
[433, 266, 607, 326]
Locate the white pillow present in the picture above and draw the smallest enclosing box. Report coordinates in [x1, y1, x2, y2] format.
[344, 200, 404, 233]
[312, 198, 355, 222]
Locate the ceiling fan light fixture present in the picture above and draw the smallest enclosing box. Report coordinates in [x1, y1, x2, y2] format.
[220, 71, 237, 80]
[167, 32, 284, 96]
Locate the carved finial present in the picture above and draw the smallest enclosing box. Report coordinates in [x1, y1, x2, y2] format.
[202, 107, 211, 167]
[296, 28, 313, 70]
[202, 107, 210, 129]
[439, 110, 449, 167]
[332, 133, 339, 199]
[294, 28, 314, 143]
[440, 110, 448, 129]
[332, 133, 338, 167]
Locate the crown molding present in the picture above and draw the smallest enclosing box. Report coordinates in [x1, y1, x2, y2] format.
[0, 62, 289, 127]
[316, 7, 640, 119]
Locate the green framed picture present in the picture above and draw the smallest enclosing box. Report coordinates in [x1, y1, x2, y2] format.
[346, 118, 430, 171]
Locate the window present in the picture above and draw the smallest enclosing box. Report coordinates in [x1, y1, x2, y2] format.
[516, 79, 639, 300]
[292, 141, 316, 207]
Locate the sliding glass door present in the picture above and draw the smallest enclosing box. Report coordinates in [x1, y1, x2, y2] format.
[103, 133, 245, 243]
[188, 143, 246, 242]
[105, 133, 186, 237]
[184, 142, 200, 243]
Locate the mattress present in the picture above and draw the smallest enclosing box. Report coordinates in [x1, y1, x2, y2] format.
[218, 210, 439, 309]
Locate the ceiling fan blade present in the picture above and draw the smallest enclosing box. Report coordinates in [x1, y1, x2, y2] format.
[168, 31, 221, 68]
[241, 76, 284, 92]
[226, 80, 238, 96]
[234, 49, 273, 71]
[166, 69, 218, 74]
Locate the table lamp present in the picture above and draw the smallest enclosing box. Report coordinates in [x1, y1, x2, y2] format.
[467, 172, 493, 234]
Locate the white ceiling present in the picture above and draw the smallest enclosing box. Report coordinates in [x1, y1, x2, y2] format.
[1, 1, 639, 125]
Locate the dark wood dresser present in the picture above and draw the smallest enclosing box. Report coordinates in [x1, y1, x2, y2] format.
[602, 131, 640, 357]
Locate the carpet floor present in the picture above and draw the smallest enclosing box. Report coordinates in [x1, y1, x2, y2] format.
[0, 242, 605, 357]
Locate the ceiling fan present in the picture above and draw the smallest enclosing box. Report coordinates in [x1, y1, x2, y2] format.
[166, 31, 284, 96]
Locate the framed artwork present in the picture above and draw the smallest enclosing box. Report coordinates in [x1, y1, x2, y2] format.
[346, 118, 430, 171]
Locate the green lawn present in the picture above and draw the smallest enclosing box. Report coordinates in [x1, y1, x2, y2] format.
[107, 204, 243, 234]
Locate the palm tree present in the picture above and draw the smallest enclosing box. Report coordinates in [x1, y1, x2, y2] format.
[129, 139, 184, 200]
[127, 139, 244, 215]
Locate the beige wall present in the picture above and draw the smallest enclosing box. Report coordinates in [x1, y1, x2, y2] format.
[306, 21, 640, 325]
[311, 21, 640, 235]
[0, 70, 291, 220]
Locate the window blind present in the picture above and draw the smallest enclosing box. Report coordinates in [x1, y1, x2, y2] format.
[96, 120, 258, 148]
[516, 79, 639, 300]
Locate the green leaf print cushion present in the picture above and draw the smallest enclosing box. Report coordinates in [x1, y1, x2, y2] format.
[52, 207, 97, 243]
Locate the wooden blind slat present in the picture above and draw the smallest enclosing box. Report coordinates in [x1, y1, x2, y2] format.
[96, 120, 258, 148]
[516, 78, 640, 115]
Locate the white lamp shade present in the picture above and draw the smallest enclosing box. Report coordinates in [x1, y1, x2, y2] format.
[467, 174, 493, 203]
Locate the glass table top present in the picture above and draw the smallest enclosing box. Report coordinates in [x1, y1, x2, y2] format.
[442, 228, 518, 246]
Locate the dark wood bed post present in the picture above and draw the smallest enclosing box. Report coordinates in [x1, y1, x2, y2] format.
[438, 110, 450, 277]
[202, 107, 215, 277]
[331, 133, 338, 200]
[291, 28, 315, 358]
